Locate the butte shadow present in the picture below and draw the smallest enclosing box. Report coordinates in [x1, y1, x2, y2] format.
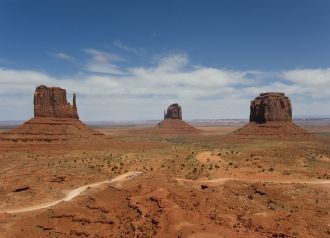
[0, 85, 103, 144]
[232, 92, 310, 138]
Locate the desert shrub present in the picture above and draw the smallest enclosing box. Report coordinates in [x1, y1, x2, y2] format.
[186, 154, 194, 160]
[282, 170, 290, 175]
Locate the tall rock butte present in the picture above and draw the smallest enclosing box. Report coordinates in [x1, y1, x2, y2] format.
[156, 103, 199, 134]
[249, 92, 292, 123]
[164, 103, 182, 120]
[234, 92, 309, 137]
[0, 85, 103, 143]
[34, 85, 79, 119]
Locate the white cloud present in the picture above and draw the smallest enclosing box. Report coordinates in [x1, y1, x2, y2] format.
[83, 48, 124, 63]
[0, 54, 329, 120]
[0, 68, 57, 94]
[282, 68, 330, 86]
[83, 48, 125, 75]
[85, 63, 125, 75]
[112, 40, 143, 55]
[156, 53, 189, 72]
[48, 52, 75, 60]
[280, 68, 330, 97]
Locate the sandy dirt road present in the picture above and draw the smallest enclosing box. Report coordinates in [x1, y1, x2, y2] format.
[0, 171, 143, 214]
[176, 177, 330, 186]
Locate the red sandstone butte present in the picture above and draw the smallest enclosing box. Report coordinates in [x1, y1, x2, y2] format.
[34, 85, 79, 119]
[249, 92, 292, 123]
[234, 92, 309, 137]
[156, 103, 199, 134]
[164, 103, 182, 120]
[0, 85, 103, 143]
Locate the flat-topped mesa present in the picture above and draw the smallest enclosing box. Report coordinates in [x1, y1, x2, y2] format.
[34, 85, 79, 119]
[164, 103, 182, 120]
[249, 92, 292, 123]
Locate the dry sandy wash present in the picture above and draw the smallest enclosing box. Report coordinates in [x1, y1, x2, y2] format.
[0, 121, 329, 238]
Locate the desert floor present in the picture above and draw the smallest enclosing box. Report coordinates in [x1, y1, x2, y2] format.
[0, 122, 329, 238]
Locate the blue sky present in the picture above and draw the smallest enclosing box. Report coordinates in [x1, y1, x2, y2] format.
[0, 0, 330, 120]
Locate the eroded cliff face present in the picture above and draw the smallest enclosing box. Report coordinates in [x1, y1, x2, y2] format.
[34, 85, 79, 119]
[0, 85, 104, 143]
[156, 103, 199, 134]
[233, 92, 309, 137]
[164, 103, 182, 120]
[249, 92, 292, 123]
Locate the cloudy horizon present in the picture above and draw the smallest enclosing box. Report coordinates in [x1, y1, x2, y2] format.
[1, 51, 329, 121]
[1, 1, 329, 121]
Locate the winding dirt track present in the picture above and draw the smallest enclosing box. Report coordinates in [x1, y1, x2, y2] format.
[2, 173, 328, 215]
[0, 171, 143, 214]
[176, 177, 330, 186]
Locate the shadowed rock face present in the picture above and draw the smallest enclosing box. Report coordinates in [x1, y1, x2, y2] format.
[34, 85, 79, 119]
[164, 103, 182, 120]
[250, 92, 292, 123]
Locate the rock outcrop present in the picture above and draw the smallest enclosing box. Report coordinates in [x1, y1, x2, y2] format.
[249, 92, 292, 123]
[0, 85, 103, 144]
[34, 85, 79, 119]
[156, 119, 199, 134]
[0, 117, 103, 143]
[164, 103, 182, 120]
[156, 103, 199, 134]
[234, 92, 309, 137]
[233, 121, 309, 137]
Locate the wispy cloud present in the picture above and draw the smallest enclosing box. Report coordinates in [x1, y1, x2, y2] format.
[85, 63, 125, 75]
[83, 48, 125, 63]
[112, 40, 143, 55]
[283, 69, 330, 85]
[156, 53, 189, 72]
[0, 53, 329, 120]
[48, 52, 75, 60]
[83, 48, 125, 75]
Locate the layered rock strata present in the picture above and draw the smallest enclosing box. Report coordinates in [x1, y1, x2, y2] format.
[0, 85, 103, 143]
[156, 103, 199, 134]
[34, 85, 79, 119]
[234, 92, 309, 137]
[164, 103, 182, 120]
[250, 92, 292, 123]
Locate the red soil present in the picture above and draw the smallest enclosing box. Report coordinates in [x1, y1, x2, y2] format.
[0, 117, 103, 143]
[233, 121, 310, 138]
[155, 119, 200, 134]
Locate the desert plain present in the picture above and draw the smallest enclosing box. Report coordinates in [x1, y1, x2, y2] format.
[2, 1, 330, 237]
[0, 119, 329, 238]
